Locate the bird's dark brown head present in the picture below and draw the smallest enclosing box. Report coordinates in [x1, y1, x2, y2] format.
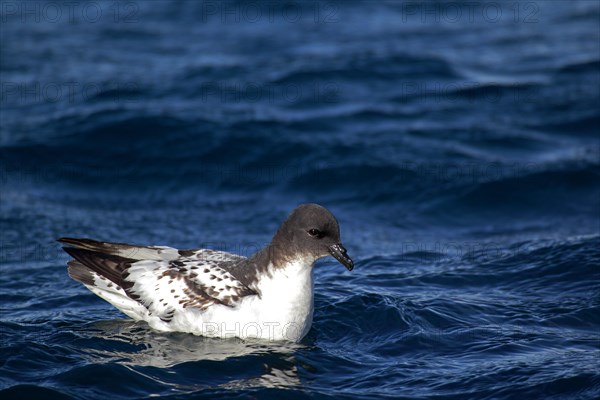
[272, 204, 353, 271]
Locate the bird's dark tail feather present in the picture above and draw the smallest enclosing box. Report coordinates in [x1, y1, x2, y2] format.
[67, 260, 95, 286]
[62, 247, 133, 288]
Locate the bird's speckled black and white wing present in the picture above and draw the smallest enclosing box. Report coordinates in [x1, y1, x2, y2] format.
[61, 238, 256, 323]
[123, 258, 257, 320]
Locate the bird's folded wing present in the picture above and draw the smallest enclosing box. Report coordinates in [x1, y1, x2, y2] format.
[59, 237, 249, 264]
[58, 237, 182, 261]
[63, 246, 256, 323]
[124, 258, 257, 319]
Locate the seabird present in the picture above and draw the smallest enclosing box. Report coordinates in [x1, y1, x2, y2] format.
[59, 204, 353, 342]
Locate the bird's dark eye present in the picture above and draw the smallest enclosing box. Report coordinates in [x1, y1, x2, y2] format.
[308, 228, 323, 238]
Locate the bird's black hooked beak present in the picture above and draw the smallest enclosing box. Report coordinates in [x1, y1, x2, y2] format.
[328, 243, 353, 271]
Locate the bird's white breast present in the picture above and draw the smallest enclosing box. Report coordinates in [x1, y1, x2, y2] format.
[253, 258, 315, 340]
[164, 258, 315, 342]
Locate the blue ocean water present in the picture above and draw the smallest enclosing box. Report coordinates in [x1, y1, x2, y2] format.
[1, 0, 599, 398]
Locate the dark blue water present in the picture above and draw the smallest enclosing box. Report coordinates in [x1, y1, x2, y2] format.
[1, 1, 599, 398]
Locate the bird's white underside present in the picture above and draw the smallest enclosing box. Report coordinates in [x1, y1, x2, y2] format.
[86, 256, 316, 342]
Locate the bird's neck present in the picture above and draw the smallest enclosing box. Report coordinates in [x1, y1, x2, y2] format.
[220, 243, 301, 292]
[249, 241, 278, 264]
[243, 243, 316, 289]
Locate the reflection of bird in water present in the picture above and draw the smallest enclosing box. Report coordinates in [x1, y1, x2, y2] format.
[79, 319, 304, 390]
[223, 358, 301, 390]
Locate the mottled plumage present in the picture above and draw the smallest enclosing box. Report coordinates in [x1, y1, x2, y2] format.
[60, 204, 353, 342]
